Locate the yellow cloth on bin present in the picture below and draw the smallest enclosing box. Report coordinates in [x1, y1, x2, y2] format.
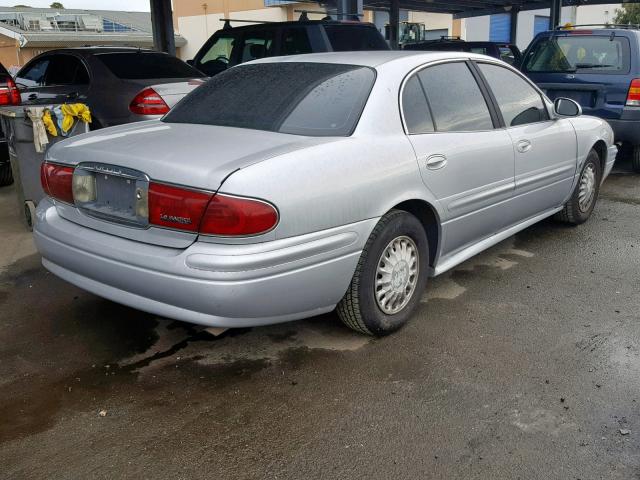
[60, 103, 91, 134]
[42, 109, 57, 137]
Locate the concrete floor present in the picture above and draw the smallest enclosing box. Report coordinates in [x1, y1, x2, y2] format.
[1, 165, 639, 480]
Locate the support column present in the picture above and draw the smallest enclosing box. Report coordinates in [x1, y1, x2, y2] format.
[549, 0, 562, 30]
[510, 6, 519, 44]
[389, 0, 400, 50]
[336, 0, 363, 20]
[150, 0, 175, 56]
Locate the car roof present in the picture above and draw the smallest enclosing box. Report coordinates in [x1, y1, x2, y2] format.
[214, 20, 378, 33]
[537, 27, 640, 36]
[33, 47, 162, 56]
[252, 50, 491, 68]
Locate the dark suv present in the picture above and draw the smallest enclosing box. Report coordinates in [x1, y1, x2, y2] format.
[190, 19, 389, 77]
[521, 26, 640, 171]
[403, 38, 522, 66]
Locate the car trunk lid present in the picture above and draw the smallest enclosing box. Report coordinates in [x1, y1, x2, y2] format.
[46, 121, 337, 248]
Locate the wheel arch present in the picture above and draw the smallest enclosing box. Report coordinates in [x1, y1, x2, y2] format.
[591, 139, 607, 174]
[391, 199, 441, 270]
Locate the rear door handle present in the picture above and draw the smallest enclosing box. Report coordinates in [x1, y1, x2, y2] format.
[426, 154, 447, 170]
[517, 139, 532, 153]
[27, 93, 38, 100]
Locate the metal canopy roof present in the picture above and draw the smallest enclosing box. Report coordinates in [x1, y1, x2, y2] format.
[362, 0, 633, 19]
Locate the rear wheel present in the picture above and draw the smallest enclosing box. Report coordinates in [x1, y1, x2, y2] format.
[632, 145, 640, 173]
[555, 149, 601, 225]
[337, 210, 429, 336]
[0, 161, 12, 187]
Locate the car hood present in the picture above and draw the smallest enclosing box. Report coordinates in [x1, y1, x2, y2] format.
[46, 121, 337, 190]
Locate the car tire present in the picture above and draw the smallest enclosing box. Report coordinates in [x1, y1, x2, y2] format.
[0, 161, 13, 187]
[632, 145, 640, 173]
[337, 209, 429, 336]
[555, 149, 601, 225]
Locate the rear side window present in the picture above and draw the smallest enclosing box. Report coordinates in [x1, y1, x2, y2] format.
[417, 62, 493, 132]
[323, 25, 388, 51]
[401, 75, 434, 134]
[164, 62, 375, 137]
[282, 28, 312, 55]
[478, 63, 549, 126]
[45, 55, 89, 85]
[96, 52, 201, 79]
[524, 35, 630, 74]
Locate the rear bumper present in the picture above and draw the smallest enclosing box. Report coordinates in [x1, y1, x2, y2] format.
[34, 199, 374, 327]
[605, 118, 640, 145]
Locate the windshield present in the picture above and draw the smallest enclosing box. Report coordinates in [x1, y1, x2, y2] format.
[524, 35, 630, 74]
[164, 62, 375, 137]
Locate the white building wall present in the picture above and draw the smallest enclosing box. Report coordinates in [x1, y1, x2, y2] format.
[464, 3, 622, 52]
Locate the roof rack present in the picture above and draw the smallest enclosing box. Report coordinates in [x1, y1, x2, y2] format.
[555, 23, 640, 30]
[219, 18, 276, 30]
[294, 8, 362, 21]
[439, 35, 462, 40]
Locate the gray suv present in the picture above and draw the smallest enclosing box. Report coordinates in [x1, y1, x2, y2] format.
[190, 19, 389, 77]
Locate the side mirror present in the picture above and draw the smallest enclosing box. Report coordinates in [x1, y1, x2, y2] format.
[186, 59, 194, 66]
[554, 97, 582, 117]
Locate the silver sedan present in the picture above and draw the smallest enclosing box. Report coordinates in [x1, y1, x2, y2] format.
[34, 51, 617, 335]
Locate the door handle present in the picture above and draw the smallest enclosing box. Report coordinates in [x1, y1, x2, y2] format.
[27, 93, 38, 100]
[517, 139, 532, 153]
[426, 154, 447, 170]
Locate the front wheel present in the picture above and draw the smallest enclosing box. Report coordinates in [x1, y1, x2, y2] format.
[337, 210, 429, 336]
[555, 149, 601, 225]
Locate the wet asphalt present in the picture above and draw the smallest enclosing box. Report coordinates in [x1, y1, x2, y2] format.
[0, 161, 639, 480]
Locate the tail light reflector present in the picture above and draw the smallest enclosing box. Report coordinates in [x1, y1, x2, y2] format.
[626, 79, 640, 106]
[147, 182, 278, 236]
[148, 183, 211, 232]
[129, 87, 170, 115]
[0, 76, 20, 105]
[40, 162, 74, 204]
[199, 194, 278, 236]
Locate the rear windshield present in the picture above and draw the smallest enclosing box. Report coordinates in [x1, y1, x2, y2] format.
[524, 35, 630, 74]
[323, 25, 389, 51]
[164, 62, 375, 137]
[96, 52, 202, 79]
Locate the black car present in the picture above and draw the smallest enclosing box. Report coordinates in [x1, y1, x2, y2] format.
[0, 61, 20, 186]
[14, 47, 204, 129]
[403, 38, 522, 66]
[190, 19, 389, 77]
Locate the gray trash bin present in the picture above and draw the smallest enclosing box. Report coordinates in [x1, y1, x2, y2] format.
[0, 105, 89, 229]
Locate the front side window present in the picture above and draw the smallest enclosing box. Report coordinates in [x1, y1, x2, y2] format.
[16, 58, 50, 87]
[523, 35, 630, 74]
[478, 63, 549, 127]
[164, 62, 375, 137]
[417, 62, 493, 132]
[238, 31, 275, 63]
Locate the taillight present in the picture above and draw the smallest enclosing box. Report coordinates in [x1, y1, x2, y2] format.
[0, 76, 20, 106]
[147, 182, 278, 236]
[148, 182, 210, 232]
[627, 79, 640, 106]
[40, 162, 74, 204]
[129, 87, 170, 115]
[200, 194, 278, 236]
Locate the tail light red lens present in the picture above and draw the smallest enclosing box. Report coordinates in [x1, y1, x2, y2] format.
[0, 76, 20, 106]
[627, 79, 640, 106]
[200, 194, 279, 236]
[129, 87, 170, 115]
[148, 182, 278, 236]
[148, 182, 211, 232]
[40, 162, 74, 204]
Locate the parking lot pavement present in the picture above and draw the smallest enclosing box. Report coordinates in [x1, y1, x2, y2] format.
[0, 165, 639, 480]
